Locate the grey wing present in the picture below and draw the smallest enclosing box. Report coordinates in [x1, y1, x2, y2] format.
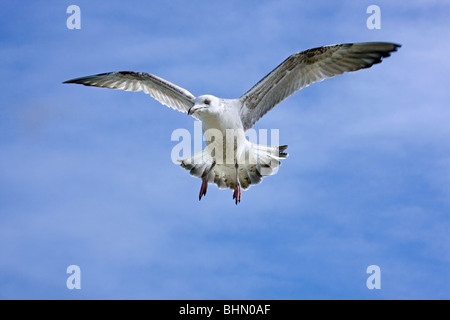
[240, 42, 401, 130]
[64, 71, 197, 117]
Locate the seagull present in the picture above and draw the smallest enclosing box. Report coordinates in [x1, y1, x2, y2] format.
[64, 42, 400, 204]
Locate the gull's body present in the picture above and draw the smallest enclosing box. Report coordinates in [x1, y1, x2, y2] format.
[64, 42, 400, 204]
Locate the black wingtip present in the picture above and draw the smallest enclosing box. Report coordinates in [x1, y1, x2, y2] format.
[63, 77, 83, 84]
[391, 43, 402, 52]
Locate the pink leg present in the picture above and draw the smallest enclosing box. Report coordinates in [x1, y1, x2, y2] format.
[199, 176, 208, 201]
[232, 163, 241, 204]
[199, 160, 216, 201]
[233, 181, 241, 204]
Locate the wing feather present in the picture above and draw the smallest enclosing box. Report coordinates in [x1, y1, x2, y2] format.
[240, 42, 401, 130]
[64, 71, 197, 117]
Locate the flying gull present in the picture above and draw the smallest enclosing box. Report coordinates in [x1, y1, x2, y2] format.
[64, 42, 400, 204]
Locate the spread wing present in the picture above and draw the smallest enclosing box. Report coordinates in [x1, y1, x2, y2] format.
[240, 42, 401, 130]
[64, 71, 197, 117]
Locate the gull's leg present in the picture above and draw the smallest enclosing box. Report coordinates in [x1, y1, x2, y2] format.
[199, 160, 216, 201]
[232, 162, 241, 204]
[199, 177, 208, 200]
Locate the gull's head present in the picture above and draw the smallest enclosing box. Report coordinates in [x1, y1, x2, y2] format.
[188, 95, 221, 116]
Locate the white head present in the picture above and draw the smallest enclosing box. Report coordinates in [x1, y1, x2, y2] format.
[188, 95, 222, 116]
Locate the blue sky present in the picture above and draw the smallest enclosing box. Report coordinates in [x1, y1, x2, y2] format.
[1, 0, 449, 299]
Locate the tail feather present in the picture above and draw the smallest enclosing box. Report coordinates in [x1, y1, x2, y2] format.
[179, 150, 214, 178]
[179, 143, 288, 191]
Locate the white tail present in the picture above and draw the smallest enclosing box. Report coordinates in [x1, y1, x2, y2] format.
[179, 142, 288, 190]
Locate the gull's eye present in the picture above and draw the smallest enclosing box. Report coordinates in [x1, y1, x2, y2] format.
[204, 98, 211, 105]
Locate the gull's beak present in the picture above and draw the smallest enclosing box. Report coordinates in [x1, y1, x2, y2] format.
[188, 105, 202, 116]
